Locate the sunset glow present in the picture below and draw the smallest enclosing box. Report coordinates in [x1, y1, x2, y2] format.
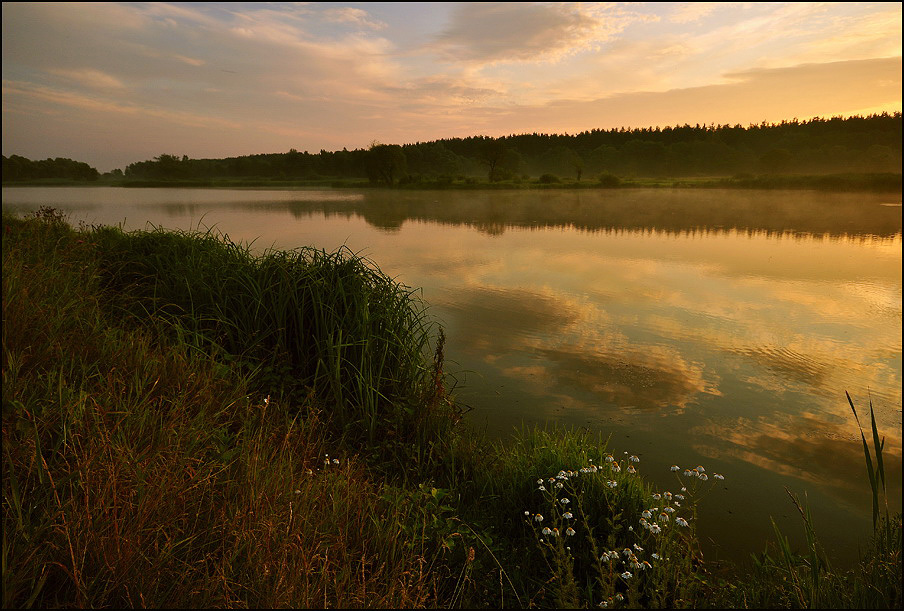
[3, 2, 901, 171]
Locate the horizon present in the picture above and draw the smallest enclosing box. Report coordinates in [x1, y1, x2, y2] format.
[3, 2, 902, 173]
[5, 111, 902, 175]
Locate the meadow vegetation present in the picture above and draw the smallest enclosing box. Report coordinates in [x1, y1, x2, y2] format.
[2, 208, 900, 608]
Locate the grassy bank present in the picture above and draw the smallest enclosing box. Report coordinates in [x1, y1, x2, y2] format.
[2, 209, 900, 608]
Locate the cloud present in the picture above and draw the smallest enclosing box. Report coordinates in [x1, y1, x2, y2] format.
[383, 75, 506, 109]
[668, 2, 728, 24]
[722, 56, 901, 87]
[430, 2, 650, 64]
[439, 286, 582, 352]
[2, 79, 243, 130]
[435, 281, 719, 414]
[3, 1, 409, 132]
[321, 6, 387, 30]
[691, 413, 903, 512]
[47, 68, 126, 90]
[796, 6, 903, 63]
[529, 344, 713, 412]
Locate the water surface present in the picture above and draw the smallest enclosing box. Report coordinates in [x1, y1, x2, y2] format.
[4, 186, 901, 565]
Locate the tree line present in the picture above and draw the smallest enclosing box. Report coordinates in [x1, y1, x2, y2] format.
[2, 155, 100, 182]
[3, 113, 900, 185]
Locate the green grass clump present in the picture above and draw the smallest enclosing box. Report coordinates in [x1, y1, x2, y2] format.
[429, 427, 726, 609]
[86, 221, 455, 462]
[2, 211, 454, 607]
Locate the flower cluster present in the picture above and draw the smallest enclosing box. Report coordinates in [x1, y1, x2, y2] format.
[600, 543, 655, 574]
[678, 464, 724, 482]
[598, 592, 624, 607]
[524, 453, 728, 608]
[528, 455, 645, 560]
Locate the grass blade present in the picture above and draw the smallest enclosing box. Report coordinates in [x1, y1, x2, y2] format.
[846, 390, 880, 529]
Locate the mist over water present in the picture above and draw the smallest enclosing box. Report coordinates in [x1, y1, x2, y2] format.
[4, 186, 901, 565]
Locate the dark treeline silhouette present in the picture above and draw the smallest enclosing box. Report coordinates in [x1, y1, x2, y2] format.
[121, 113, 901, 185]
[3, 113, 901, 186]
[2, 155, 100, 182]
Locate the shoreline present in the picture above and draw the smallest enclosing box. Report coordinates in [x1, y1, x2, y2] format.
[3, 171, 902, 193]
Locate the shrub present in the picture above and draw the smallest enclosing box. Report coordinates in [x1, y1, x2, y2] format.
[598, 173, 622, 187]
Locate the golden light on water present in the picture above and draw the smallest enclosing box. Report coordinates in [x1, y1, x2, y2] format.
[3, 171, 902, 566]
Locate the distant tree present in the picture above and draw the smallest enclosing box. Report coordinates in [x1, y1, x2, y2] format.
[154, 154, 183, 177]
[568, 150, 585, 181]
[1, 154, 99, 182]
[365, 143, 407, 186]
[865, 144, 898, 172]
[479, 138, 507, 182]
[759, 148, 793, 174]
[622, 139, 667, 176]
[598, 173, 621, 187]
[542, 146, 584, 181]
[404, 142, 464, 177]
[587, 145, 620, 176]
[2, 155, 30, 181]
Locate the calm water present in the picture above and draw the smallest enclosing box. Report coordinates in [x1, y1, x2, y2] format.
[4, 186, 902, 565]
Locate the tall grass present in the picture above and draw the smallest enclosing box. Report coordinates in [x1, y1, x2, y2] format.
[86, 223, 456, 462]
[2, 211, 450, 607]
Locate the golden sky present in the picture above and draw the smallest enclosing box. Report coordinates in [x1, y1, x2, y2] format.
[2, 2, 901, 171]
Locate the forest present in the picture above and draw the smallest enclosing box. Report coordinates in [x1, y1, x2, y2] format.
[1, 155, 100, 182]
[3, 113, 901, 186]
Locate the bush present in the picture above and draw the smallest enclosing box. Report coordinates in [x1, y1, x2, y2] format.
[598, 173, 622, 187]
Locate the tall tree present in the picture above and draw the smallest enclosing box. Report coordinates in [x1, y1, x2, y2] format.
[365, 143, 407, 186]
[479, 138, 507, 182]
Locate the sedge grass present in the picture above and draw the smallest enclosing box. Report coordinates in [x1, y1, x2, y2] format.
[86, 221, 455, 462]
[2, 211, 448, 607]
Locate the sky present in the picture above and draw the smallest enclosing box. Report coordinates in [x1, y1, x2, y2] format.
[2, 2, 902, 172]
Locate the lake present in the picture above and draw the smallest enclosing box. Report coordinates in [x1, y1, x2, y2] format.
[3, 185, 901, 566]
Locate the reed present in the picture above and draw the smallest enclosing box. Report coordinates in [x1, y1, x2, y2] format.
[86, 222, 453, 459]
